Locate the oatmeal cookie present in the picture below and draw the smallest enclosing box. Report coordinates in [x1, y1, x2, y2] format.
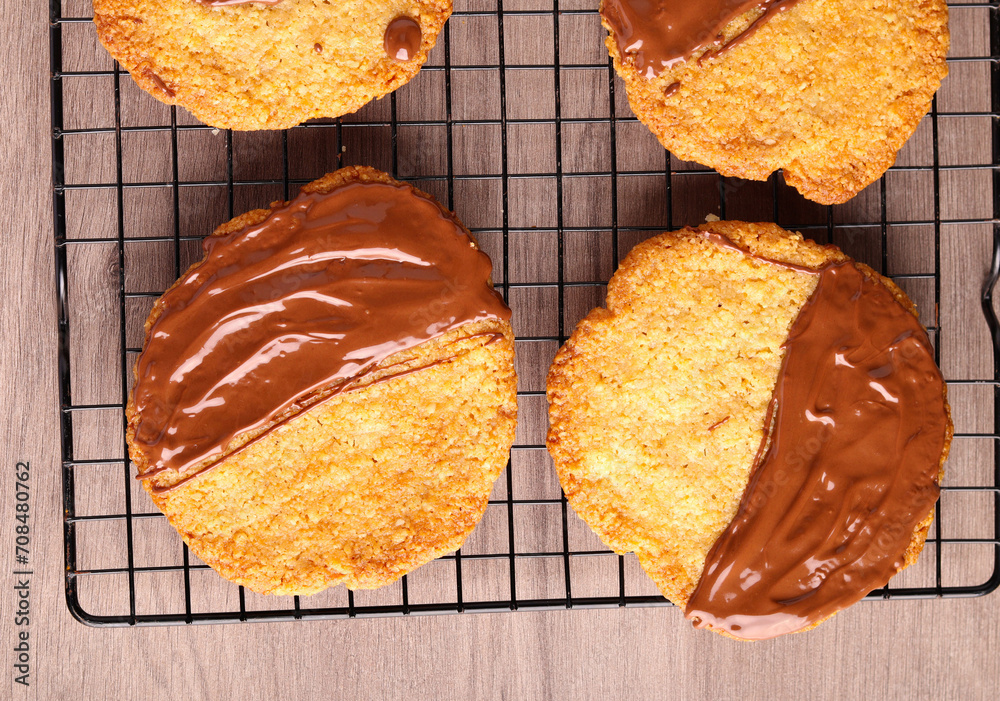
[127, 167, 517, 595]
[547, 221, 950, 637]
[601, 0, 949, 203]
[94, 0, 451, 130]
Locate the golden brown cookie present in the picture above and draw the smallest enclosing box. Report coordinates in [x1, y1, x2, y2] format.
[601, 0, 949, 204]
[94, 0, 451, 130]
[547, 221, 951, 638]
[126, 167, 517, 595]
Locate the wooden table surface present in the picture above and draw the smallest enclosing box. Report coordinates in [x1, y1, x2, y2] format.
[3, 2, 999, 699]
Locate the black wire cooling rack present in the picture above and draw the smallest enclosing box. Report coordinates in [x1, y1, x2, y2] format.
[51, 0, 1000, 626]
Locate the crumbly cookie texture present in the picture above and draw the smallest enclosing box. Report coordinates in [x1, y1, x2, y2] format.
[94, 0, 451, 130]
[126, 167, 517, 595]
[546, 221, 948, 633]
[602, 0, 949, 204]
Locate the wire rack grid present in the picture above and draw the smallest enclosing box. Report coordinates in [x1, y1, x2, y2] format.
[51, 0, 1000, 626]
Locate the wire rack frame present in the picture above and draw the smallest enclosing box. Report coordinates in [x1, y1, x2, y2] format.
[51, 0, 1000, 626]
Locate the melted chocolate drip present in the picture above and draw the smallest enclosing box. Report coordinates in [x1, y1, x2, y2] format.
[146, 71, 175, 98]
[384, 16, 422, 62]
[131, 180, 510, 485]
[684, 255, 948, 640]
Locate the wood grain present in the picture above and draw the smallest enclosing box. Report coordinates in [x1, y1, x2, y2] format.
[2, 2, 999, 699]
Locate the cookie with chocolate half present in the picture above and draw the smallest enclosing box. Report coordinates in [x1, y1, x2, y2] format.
[600, 0, 949, 204]
[94, 0, 450, 130]
[126, 167, 516, 595]
[547, 221, 951, 639]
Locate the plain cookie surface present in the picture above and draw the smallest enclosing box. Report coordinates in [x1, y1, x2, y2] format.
[546, 221, 945, 632]
[94, 0, 451, 130]
[601, 0, 949, 204]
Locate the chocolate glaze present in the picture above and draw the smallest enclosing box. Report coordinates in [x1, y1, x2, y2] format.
[601, 0, 801, 79]
[684, 256, 948, 640]
[132, 180, 510, 486]
[147, 330, 505, 494]
[385, 16, 422, 62]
